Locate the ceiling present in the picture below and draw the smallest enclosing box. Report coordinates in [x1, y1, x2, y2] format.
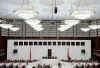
[0, 0, 100, 20]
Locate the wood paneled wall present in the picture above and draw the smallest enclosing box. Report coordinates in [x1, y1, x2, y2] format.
[0, 36, 7, 61]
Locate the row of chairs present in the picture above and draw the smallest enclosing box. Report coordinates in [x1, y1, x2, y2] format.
[0, 63, 45, 68]
[0, 62, 100, 68]
[0, 63, 26, 68]
[74, 63, 100, 68]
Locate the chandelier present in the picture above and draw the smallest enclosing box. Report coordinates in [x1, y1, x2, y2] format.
[14, 9, 38, 19]
[13, 0, 38, 20]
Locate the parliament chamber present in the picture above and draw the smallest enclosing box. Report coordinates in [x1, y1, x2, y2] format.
[0, 0, 100, 68]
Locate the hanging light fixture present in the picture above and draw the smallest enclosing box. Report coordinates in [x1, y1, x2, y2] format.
[58, 20, 80, 31]
[0, 20, 2, 22]
[25, 19, 44, 31]
[34, 26, 44, 31]
[30, 24, 44, 31]
[13, 0, 38, 20]
[64, 20, 79, 26]
[81, 24, 100, 32]
[0, 24, 20, 31]
[54, 0, 58, 14]
[15, 9, 38, 19]
[25, 19, 40, 25]
[0, 19, 3, 22]
[88, 25, 100, 30]
[58, 25, 72, 31]
[9, 27, 20, 31]
[81, 28, 90, 32]
[40, 0, 64, 6]
[54, 7, 58, 14]
[71, 10, 95, 19]
[0, 24, 14, 29]
[31, 24, 44, 31]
